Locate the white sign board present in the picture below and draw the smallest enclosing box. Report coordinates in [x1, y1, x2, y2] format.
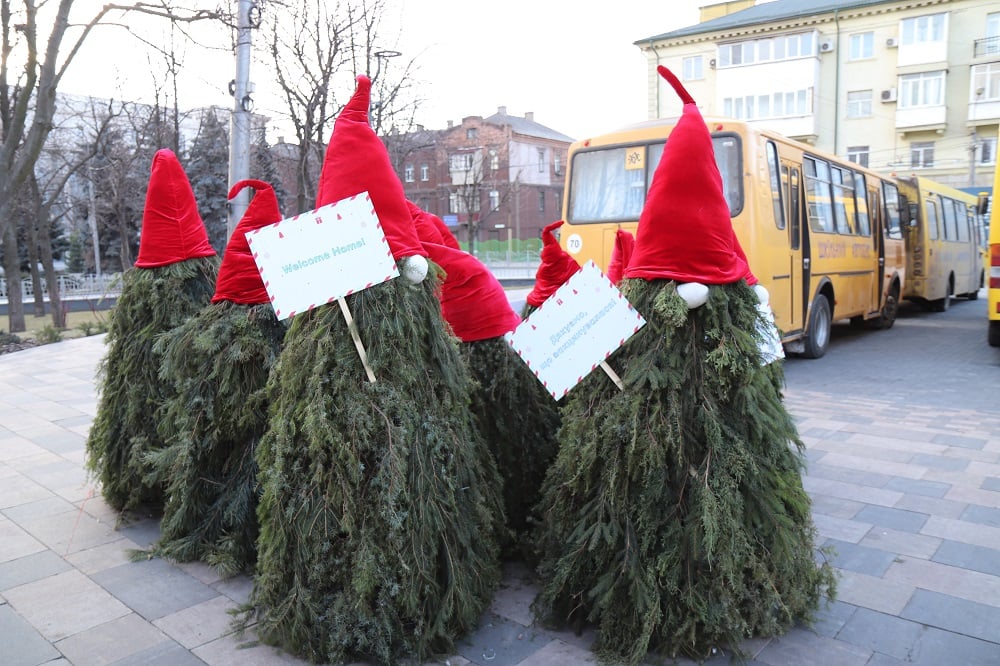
[246, 193, 398, 320]
[505, 261, 646, 400]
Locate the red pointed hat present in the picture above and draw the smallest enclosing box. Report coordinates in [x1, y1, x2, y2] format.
[606, 229, 635, 285]
[408, 200, 445, 245]
[212, 180, 282, 305]
[134, 149, 216, 268]
[315, 75, 424, 262]
[623, 66, 755, 285]
[525, 220, 581, 308]
[422, 241, 521, 341]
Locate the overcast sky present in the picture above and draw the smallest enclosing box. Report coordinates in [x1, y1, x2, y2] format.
[58, 1, 763, 142]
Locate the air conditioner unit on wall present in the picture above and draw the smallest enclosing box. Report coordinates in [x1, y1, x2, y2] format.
[886, 37, 899, 48]
[881, 88, 897, 103]
[820, 40, 834, 53]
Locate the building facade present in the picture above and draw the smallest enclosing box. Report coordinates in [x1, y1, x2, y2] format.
[383, 108, 573, 251]
[637, 0, 999, 193]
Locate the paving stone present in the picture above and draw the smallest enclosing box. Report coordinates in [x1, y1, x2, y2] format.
[0, 550, 72, 591]
[153, 595, 238, 649]
[63, 538, 142, 575]
[833, 570, 915, 616]
[2, 494, 76, 522]
[930, 433, 987, 450]
[191, 628, 324, 664]
[92, 558, 219, 621]
[931, 539, 1000, 577]
[960, 504, 1000, 528]
[753, 627, 871, 666]
[113, 514, 162, 548]
[853, 505, 928, 533]
[884, 557, 1000, 608]
[883, 477, 950, 498]
[809, 493, 864, 519]
[811, 513, 872, 544]
[55, 611, 168, 665]
[3, 569, 130, 641]
[945, 484, 1000, 509]
[515, 639, 598, 665]
[16, 507, 120, 555]
[834, 607, 923, 660]
[212, 573, 253, 605]
[921, 515, 1000, 550]
[456, 612, 552, 666]
[815, 453, 925, 479]
[0, 602, 61, 665]
[900, 588, 1000, 644]
[982, 477, 1000, 492]
[804, 465, 896, 492]
[0, 517, 47, 565]
[810, 599, 858, 638]
[859, 528, 941, 560]
[824, 539, 897, 577]
[801, 427, 853, 441]
[894, 493, 968, 520]
[109, 639, 207, 665]
[0, 474, 54, 510]
[490, 562, 539, 627]
[909, 453, 969, 472]
[895, 624, 1000, 666]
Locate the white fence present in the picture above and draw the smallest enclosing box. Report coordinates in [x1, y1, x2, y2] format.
[0, 274, 122, 303]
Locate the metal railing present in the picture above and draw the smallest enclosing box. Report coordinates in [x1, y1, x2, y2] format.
[0, 274, 122, 303]
[974, 36, 1000, 58]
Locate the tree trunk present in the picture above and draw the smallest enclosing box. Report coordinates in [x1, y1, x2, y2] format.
[3, 221, 25, 333]
[26, 212, 46, 317]
[36, 211, 65, 329]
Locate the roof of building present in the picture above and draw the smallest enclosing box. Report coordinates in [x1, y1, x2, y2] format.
[636, 0, 896, 42]
[484, 109, 575, 143]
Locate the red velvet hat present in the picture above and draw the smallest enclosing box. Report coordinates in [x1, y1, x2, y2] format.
[212, 180, 282, 305]
[134, 149, 216, 268]
[623, 66, 755, 285]
[408, 200, 445, 245]
[607, 229, 635, 285]
[315, 75, 424, 262]
[525, 220, 581, 308]
[422, 241, 521, 341]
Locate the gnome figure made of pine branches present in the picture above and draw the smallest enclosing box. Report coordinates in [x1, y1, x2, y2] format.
[86, 148, 219, 514]
[248, 75, 504, 666]
[533, 66, 835, 664]
[422, 241, 560, 562]
[150, 179, 288, 574]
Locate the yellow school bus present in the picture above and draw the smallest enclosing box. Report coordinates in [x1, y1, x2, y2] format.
[894, 175, 986, 311]
[560, 117, 906, 359]
[988, 163, 1000, 347]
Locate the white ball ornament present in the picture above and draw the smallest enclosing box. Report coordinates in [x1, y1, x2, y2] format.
[400, 255, 429, 284]
[753, 284, 770, 306]
[676, 282, 709, 309]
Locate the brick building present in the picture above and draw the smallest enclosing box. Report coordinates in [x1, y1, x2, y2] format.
[382, 107, 573, 252]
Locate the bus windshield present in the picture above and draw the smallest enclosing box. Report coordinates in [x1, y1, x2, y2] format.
[567, 135, 743, 224]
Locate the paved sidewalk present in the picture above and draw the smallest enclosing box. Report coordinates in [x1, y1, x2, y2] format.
[1, 332, 999, 665]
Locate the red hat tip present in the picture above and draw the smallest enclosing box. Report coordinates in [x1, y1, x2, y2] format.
[228, 179, 273, 200]
[657, 65, 696, 106]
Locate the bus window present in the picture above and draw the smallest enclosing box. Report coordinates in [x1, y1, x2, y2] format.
[804, 156, 835, 233]
[957, 202, 970, 243]
[854, 172, 871, 236]
[713, 136, 744, 215]
[925, 199, 939, 241]
[941, 196, 958, 241]
[831, 166, 855, 234]
[647, 142, 665, 192]
[568, 147, 647, 223]
[883, 181, 903, 239]
[789, 167, 801, 251]
[767, 141, 785, 230]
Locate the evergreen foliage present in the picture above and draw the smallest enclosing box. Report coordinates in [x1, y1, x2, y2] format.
[533, 278, 836, 664]
[246, 273, 505, 665]
[459, 337, 560, 562]
[186, 110, 230, 253]
[85, 256, 219, 513]
[149, 302, 286, 575]
[250, 128, 289, 214]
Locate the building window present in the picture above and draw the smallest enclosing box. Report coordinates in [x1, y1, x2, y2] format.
[848, 32, 874, 60]
[972, 62, 1000, 102]
[901, 13, 946, 46]
[978, 137, 997, 165]
[846, 145, 870, 168]
[404, 164, 414, 183]
[489, 190, 500, 211]
[538, 190, 545, 212]
[899, 71, 944, 108]
[911, 141, 935, 168]
[537, 148, 546, 173]
[449, 153, 474, 173]
[846, 90, 872, 118]
[718, 32, 814, 68]
[554, 154, 562, 175]
[682, 55, 704, 80]
[467, 127, 478, 140]
[722, 88, 811, 119]
[449, 191, 480, 214]
[488, 149, 499, 171]
[420, 163, 429, 181]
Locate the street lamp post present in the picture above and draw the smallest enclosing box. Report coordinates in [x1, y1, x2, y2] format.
[228, 0, 256, 238]
[371, 49, 401, 135]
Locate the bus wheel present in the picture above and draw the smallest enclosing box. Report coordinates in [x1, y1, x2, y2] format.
[990, 321, 1000, 348]
[803, 295, 831, 359]
[932, 280, 952, 312]
[868, 289, 898, 330]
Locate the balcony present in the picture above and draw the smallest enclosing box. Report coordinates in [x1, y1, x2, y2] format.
[974, 36, 1000, 58]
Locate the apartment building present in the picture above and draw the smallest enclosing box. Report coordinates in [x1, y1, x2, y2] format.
[382, 107, 573, 249]
[637, 0, 999, 193]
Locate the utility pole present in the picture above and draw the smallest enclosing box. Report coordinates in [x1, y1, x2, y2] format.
[228, 0, 255, 238]
[969, 128, 978, 188]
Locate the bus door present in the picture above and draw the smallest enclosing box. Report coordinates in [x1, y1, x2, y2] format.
[923, 195, 944, 301]
[775, 157, 805, 336]
[763, 141, 799, 335]
[867, 184, 884, 314]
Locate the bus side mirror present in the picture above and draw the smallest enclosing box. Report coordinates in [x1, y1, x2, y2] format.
[907, 202, 919, 226]
[977, 194, 989, 216]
